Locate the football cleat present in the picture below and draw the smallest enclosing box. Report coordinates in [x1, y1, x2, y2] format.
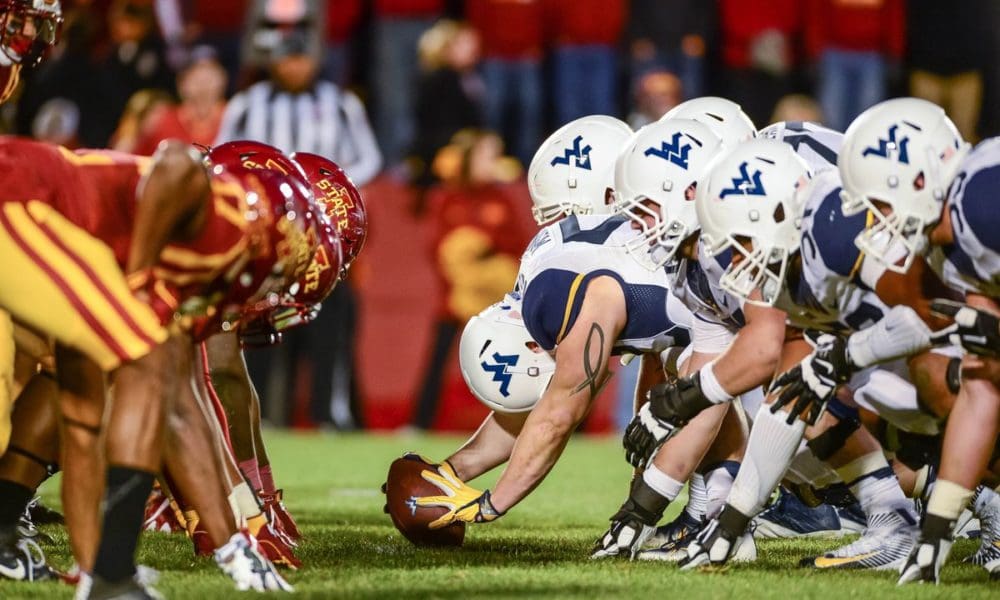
[752, 488, 844, 539]
[261, 489, 302, 543]
[965, 488, 1000, 574]
[143, 487, 184, 534]
[0, 537, 55, 581]
[955, 509, 980, 539]
[25, 496, 64, 525]
[645, 509, 703, 549]
[679, 506, 757, 569]
[191, 527, 215, 557]
[802, 508, 917, 570]
[637, 512, 706, 562]
[78, 573, 164, 600]
[214, 531, 293, 592]
[254, 522, 302, 570]
[836, 502, 867, 535]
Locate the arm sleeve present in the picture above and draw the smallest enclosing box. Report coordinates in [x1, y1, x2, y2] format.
[338, 91, 382, 187]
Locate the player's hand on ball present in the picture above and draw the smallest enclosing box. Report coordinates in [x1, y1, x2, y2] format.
[413, 462, 503, 528]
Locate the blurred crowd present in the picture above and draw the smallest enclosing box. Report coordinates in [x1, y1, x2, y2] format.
[4, 0, 1000, 431]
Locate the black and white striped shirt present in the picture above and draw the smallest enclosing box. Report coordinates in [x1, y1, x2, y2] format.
[216, 80, 382, 186]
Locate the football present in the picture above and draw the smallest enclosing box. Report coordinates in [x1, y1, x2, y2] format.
[383, 454, 466, 547]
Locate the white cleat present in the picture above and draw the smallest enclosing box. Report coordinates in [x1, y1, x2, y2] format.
[802, 509, 917, 570]
[214, 531, 294, 592]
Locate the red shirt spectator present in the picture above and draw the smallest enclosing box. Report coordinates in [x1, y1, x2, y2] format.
[467, 0, 545, 60]
[804, 0, 905, 62]
[194, 0, 249, 34]
[325, 0, 364, 43]
[374, 0, 444, 17]
[543, 0, 625, 46]
[718, 0, 802, 69]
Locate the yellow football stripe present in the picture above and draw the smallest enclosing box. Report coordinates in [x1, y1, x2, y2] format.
[159, 236, 247, 272]
[812, 551, 878, 568]
[847, 211, 876, 280]
[26, 202, 167, 343]
[556, 273, 586, 344]
[6, 204, 156, 359]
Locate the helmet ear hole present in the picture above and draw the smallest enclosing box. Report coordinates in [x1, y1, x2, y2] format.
[913, 171, 925, 191]
[772, 203, 785, 224]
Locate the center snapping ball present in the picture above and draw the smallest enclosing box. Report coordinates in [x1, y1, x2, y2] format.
[384, 453, 466, 547]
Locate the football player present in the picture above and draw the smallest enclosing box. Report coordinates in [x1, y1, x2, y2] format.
[593, 115, 755, 560]
[0, 137, 305, 595]
[405, 113, 705, 528]
[0, 0, 62, 459]
[202, 146, 367, 550]
[0, 0, 60, 103]
[783, 97, 1000, 583]
[660, 135, 965, 572]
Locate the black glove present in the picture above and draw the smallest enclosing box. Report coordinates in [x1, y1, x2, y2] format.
[623, 373, 713, 468]
[930, 299, 1000, 358]
[769, 330, 854, 425]
[591, 478, 668, 559]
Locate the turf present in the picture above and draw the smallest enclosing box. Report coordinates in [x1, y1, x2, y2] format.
[5, 432, 996, 598]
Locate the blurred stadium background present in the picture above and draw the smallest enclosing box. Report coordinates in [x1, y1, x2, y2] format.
[6, 0, 1000, 434]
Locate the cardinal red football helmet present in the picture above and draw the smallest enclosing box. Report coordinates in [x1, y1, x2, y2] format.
[290, 152, 367, 277]
[205, 140, 309, 186]
[1, 0, 61, 67]
[189, 165, 321, 340]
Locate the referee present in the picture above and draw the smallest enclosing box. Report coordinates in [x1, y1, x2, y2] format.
[217, 27, 380, 430]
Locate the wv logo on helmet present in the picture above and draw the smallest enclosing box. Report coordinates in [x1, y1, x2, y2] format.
[862, 124, 910, 164]
[481, 353, 519, 397]
[719, 161, 766, 198]
[550, 135, 592, 170]
[644, 132, 693, 169]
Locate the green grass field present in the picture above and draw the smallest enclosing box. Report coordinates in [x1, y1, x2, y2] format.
[4, 432, 996, 598]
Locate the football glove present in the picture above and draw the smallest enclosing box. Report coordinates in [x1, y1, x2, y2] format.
[623, 374, 711, 468]
[679, 505, 751, 570]
[591, 478, 668, 559]
[769, 330, 854, 425]
[413, 462, 503, 529]
[930, 299, 1000, 358]
[897, 514, 955, 585]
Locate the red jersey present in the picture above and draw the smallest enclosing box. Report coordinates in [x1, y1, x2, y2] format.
[0, 138, 256, 332]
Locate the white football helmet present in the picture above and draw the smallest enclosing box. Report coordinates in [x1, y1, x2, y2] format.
[696, 138, 813, 306]
[661, 96, 757, 149]
[528, 115, 633, 225]
[459, 297, 555, 413]
[758, 120, 844, 173]
[839, 97, 970, 273]
[615, 118, 723, 270]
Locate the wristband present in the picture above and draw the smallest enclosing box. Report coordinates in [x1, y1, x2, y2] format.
[700, 362, 735, 405]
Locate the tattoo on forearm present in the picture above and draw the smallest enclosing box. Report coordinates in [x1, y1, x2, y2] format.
[573, 323, 606, 397]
